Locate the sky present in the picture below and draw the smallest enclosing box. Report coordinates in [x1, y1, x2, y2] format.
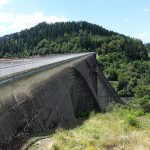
[0, 0, 150, 43]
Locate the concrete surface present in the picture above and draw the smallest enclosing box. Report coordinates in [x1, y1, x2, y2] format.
[0, 53, 123, 149]
[0, 53, 88, 78]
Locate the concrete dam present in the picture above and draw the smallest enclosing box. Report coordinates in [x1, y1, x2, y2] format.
[0, 53, 124, 149]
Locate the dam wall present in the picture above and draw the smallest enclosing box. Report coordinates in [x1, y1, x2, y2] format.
[0, 53, 123, 148]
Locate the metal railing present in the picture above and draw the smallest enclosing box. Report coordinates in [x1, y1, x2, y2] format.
[0, 54, 89, 86]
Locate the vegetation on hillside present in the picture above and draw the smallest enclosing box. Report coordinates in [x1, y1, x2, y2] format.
[51, 108, 149, 150]
[97, 53, 150, 98]
[0, 21, 148, 61]
[145, 43, 150, 53]
[28, 105, 150, 150]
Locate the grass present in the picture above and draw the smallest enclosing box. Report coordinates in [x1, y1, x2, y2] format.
[27, 106, 150, 150]
[52, 110, 150, 150]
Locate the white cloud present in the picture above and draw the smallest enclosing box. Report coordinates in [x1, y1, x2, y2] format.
[123, 18, 130, 22]
[137, 33, 150, 43]
[0, 12, 14, 23]
[144, 8, 149, 11]
[138, 33, 148, 37]
[10, 12, 68, 31]
[0, 0, 9, 9]
[0, 11, 68, 36]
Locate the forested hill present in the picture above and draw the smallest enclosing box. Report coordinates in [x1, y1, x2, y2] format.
[0, 21, 148, 60]
[145, 43, 150, 52]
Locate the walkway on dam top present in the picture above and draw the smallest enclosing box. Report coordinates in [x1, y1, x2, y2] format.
[0, 53, 89, 79]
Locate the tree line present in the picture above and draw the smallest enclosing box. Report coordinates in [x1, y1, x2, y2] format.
[0, 21, 148, 61]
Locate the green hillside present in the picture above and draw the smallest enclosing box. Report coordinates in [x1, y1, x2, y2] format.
[0, 21, 148, 61]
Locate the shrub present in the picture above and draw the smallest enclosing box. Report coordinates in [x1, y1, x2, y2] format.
[118, 75, 128, 91]
[135, 85, 150, 97]
[52, 144, 60, 150]
[127, 114, 140, 128]
[107, 69, 118, 81]
[106, 102, 117, 112]
[89, 110, 96, 117]
[118, 89, 128, 97]
[139, 96, 150, 113]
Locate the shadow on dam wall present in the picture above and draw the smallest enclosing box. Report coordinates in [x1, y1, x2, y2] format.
[0, 53, 123, 149]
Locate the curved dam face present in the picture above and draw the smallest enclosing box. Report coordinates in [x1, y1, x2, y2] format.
[0, 53, 122, 148]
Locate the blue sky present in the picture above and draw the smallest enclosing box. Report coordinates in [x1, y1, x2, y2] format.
[0, 0, 150, 42]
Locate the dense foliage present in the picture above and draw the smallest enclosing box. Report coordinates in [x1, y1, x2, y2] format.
[145, 43, 150, 53]
[0, 21, 148, 61]
[97, 52, 150, 114]
[0, 21, 114, 57]
[97, 53, 150, 96]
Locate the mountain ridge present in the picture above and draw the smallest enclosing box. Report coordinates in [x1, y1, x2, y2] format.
[0, 21, 148, 60]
